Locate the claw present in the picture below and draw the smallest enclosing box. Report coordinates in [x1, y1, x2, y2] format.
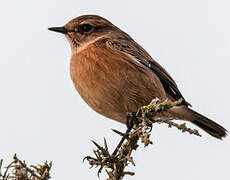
[147, 124, 153, 132]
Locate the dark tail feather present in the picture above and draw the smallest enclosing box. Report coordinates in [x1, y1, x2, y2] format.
[169, 107, 228, 139]
[190, 109, 227, 139]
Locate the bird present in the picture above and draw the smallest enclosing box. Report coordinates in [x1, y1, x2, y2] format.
[48, 15, 227, 139]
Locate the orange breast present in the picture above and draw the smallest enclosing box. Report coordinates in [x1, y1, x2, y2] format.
[70, 44, 167, 123]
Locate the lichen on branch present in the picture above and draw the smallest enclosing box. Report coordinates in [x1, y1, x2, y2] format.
[84, 98, 201, 180]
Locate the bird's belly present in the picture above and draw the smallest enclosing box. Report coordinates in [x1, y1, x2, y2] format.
[70, 52, 167, 123]
[70, 66, 126, 122]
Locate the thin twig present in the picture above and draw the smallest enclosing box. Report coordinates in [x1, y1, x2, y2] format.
[0, 154, 52, 180]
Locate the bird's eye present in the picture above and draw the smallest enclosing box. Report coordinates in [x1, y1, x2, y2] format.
[81, 24, 93, 32]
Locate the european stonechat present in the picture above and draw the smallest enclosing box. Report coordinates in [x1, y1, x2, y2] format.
[49, 15, 227, 139]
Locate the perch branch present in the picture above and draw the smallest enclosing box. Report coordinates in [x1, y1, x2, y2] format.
[84, 98, 201, 180]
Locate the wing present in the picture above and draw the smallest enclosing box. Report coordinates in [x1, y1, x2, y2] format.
[106, 36, 190, 106]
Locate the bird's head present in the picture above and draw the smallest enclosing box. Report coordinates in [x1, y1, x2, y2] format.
[48, 15, 122, 54]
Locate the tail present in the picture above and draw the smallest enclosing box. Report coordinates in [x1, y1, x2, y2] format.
[169, 106, 228, 139]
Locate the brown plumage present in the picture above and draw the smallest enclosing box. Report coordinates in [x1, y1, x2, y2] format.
[49, 15, 227, 139]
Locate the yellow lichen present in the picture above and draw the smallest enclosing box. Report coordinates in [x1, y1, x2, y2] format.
[142, 103, 153, 110]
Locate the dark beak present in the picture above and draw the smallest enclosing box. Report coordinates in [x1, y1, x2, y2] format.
[48, 26, 68, 34]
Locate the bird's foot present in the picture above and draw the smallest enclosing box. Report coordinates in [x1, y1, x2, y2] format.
[126, 112, 139, 131]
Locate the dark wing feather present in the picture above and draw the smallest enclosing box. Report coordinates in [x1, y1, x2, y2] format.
[106, 36, 190, 106]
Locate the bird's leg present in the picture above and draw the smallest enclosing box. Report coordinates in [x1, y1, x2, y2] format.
[126, 112, 139, 130]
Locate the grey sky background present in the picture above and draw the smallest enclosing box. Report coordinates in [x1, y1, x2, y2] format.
[0, 0, 230, 179]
